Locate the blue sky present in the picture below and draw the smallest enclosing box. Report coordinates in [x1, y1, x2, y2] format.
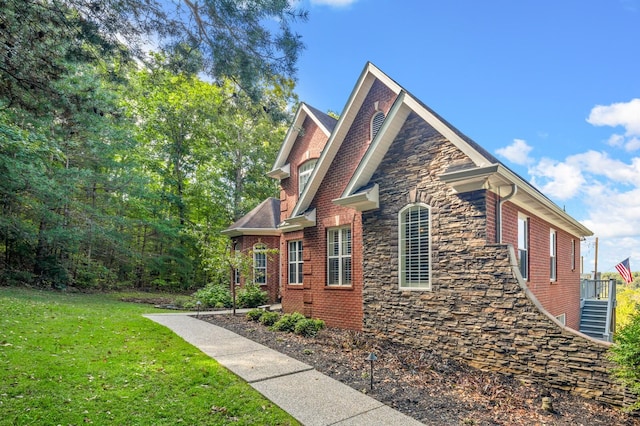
[289, 0, 640, 276]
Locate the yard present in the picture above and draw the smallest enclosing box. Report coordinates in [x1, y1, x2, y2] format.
[0, 288, 298, 425]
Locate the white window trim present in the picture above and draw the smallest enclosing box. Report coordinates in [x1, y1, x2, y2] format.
[556, 313, 566, 326]
[518, 214, 529, 281]
[288, 240, 303, 285]
[253, 243, 267, 286]
[571, 239, 576, 271]
[398, 203, 431, 291]
[550, 229, 557, 282]
[327, 227, 352, 286]
[298, 159, 317, 196]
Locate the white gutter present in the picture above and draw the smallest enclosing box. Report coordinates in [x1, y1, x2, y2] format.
[497, 184, 517, 243]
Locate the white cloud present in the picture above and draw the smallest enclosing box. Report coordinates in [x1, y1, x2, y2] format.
[587, 98, 640, 135]
[310, 0, 359, 6]
[587, 99, 640, 151]
[495, 139, 533, 165]
[529, 157, 585, 199]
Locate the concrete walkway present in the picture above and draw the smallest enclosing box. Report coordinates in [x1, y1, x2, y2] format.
[144, 313, 424, 426]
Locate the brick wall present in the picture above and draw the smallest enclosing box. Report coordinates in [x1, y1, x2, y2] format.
[361, 112, 629, 406]
[279, 79, 397, 329]
[232, 235, 280, 303]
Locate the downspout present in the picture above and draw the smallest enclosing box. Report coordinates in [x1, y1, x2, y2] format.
[497, 184, 518, 244]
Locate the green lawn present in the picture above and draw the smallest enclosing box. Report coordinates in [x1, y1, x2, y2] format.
[0, 287, 298, 425]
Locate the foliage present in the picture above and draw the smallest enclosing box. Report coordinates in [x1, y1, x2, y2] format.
[294, 318, 326, 337]
[192, 283, 232, 309]
[258, 311, 280, 327]
[0, 287, 298, 424]
[609, 304, 640, 411]
[271, 312, 306, 333]
[236, 284, 268, 308]
[616, 287, 640, 329]
[246, 308, 265, 322]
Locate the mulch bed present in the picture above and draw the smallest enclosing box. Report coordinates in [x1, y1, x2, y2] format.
[201, 313, 639, 426]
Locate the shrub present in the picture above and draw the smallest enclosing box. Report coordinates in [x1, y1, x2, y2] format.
[259, 311, 280, 327]
[246, 309, 264, 322]
[294, 318, 325, 337]
[271, 312, 305, 332]
[236, 284, 268, 308]
[192, 283, 232, 309]
[609, 304, 640, 411]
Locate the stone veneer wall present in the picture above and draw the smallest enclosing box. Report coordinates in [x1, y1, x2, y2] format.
[361, 112, 630, 407]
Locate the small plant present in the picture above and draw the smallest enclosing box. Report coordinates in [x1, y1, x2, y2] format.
[192, 283, 232, 309]
[259, 311, 280, 327]
[609, 304, 640, 411]
[236, 284, 268, 308]
[271, 312, 305, 332]
[246, 308, 264, 322]
[294, 318, 325, 337]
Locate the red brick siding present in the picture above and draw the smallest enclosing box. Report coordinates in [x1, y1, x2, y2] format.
[500, 202, 581, 329]
[280, 79, 398, 330]
[231, 235, 280, 304]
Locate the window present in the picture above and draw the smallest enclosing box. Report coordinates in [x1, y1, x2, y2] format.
[550, 230, 557, 281]
[556, 313, 566, 326]
[298, 160, 317, 195]
[288, 240, 303, 285]
[327, 227, 351, 286]
[571, 239, 576, 271]
[518, 215, 528, 280]
[399, 204, 431, 289]
[253, 243, 267, 285]
[371, 111, 385, 139]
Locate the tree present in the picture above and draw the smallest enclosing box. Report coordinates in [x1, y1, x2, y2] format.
[609, 304, 640, 411]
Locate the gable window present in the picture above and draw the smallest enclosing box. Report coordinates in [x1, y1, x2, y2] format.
[550, 229, 557, 281]
[298, 160, 317, 195]
[371, 111, 385, 139]
[288, 240, 303, 285]
[327, 227, 351, 286]
[253, 243, 267, 285]
[518, 215, 529, 280]
[399, 204, 431, 290]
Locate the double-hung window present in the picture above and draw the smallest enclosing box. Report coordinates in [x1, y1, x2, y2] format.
[288, 240, 303, 285]
[550, 230, 557, 281]
[298, 160, 317, 195]
[327, 227, 351, 286]
[518, 215, 529, 280]
[253, 243, 267, 285]
[399, 204, 431, 289]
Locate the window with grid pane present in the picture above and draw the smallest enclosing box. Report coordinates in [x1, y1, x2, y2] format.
[298, 160, 317, 195]
[288, 240, 303, 285]
[327, 227, 351, 286]
[399, 204, 431, 289]
[253, 243, 267, 285]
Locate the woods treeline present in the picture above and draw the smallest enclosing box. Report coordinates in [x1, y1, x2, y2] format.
[0, 0, 307, 291]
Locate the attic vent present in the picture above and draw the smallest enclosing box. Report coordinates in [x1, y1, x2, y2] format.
[371, 111, 385, 139]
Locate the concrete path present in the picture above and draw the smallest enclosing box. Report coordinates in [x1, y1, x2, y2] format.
[144, 313, 424, 426]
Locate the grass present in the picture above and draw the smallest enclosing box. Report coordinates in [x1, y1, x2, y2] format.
[0, 287, 299, 425]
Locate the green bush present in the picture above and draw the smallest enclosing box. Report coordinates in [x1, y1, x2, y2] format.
[259, 311, 280, 327]
[192, 283, 232, 309]
[271, 312, 305, 332]
[246, 309, 264, 322]
[294, 318, 325, 337]
[236, 284, 268, 308]
[609, 304, 640, 411]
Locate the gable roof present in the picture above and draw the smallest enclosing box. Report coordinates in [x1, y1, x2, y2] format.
[267, 103, 337, 180]
[287, 62, 403, 220]
[221, 197, 281, 237]
[333, 74, 592, 238]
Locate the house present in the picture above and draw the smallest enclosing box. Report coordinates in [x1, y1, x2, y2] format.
[224, 63, 631, 406]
